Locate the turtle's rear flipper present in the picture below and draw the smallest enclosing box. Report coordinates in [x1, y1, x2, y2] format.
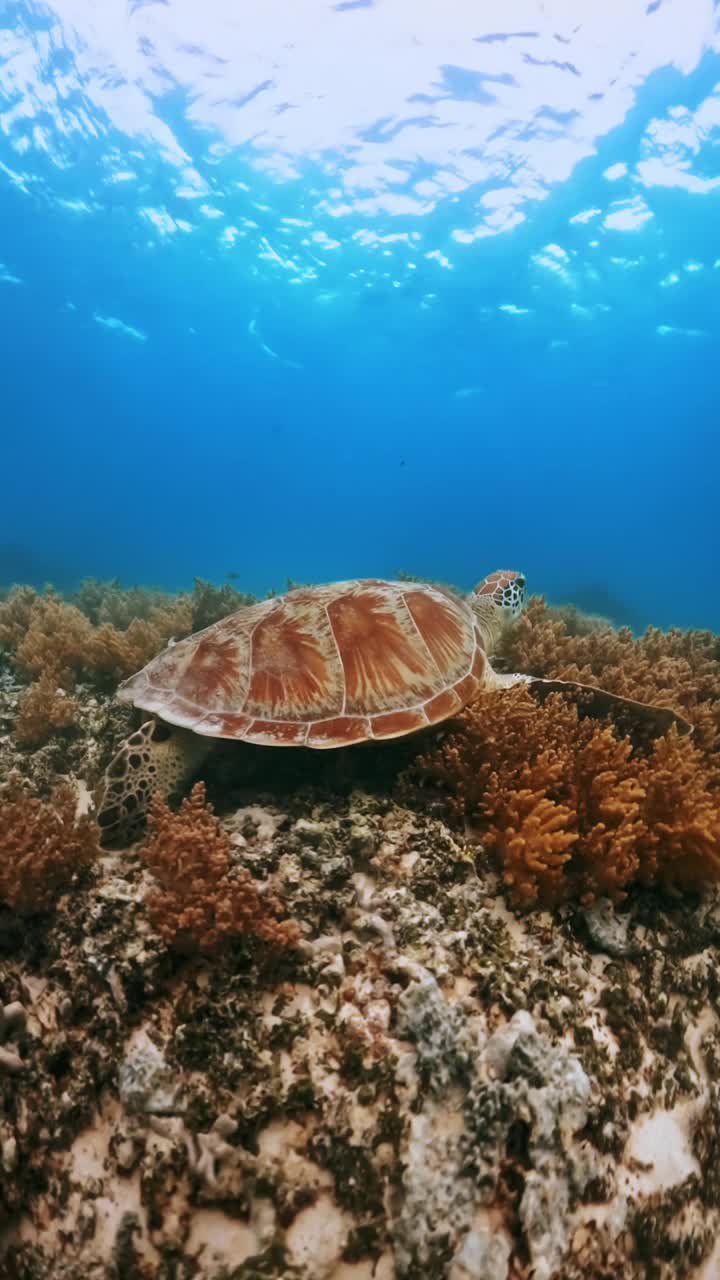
[524, 676, 692, 743]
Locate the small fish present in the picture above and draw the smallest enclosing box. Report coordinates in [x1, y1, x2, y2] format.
[226, 571, 240, 581]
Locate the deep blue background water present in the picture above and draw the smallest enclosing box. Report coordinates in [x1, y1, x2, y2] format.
[1, 0, 719, 632]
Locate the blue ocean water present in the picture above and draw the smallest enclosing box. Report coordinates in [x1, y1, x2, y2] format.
[0, 0, 718, 633]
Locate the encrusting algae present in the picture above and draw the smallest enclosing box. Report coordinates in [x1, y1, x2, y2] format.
[1, 578, 720, 1279]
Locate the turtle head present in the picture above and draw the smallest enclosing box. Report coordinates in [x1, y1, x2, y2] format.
[469, 570, 526, 654]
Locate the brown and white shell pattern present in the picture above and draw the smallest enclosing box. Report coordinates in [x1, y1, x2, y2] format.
[117, 579, 489, 748]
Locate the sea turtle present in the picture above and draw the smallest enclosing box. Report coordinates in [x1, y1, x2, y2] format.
[96, 571, 690, 840]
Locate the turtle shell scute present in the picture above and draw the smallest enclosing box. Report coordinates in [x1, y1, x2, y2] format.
[116, 579, 486, 747]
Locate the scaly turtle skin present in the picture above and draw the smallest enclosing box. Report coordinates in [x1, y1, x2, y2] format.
[96, 571, 689, 841]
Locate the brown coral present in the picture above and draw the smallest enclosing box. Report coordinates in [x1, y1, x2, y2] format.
[84, 607, 192, 682]
[14, 673, 81, 747]
[70, 577, 190, 630]
[0, 777, 100, 913]
[0, 585, 38, 652]
[0, 586, 193, 691]
[410, 686, 720, 908]
[500, 597, 720, 752]
[190, 578, 256, 632]
[141, 782, 300, 953]
[638, 732, 720, 889]
[11, 596, 92, 685]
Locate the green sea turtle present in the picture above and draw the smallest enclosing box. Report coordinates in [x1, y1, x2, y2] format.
[96, 572, 690, 841]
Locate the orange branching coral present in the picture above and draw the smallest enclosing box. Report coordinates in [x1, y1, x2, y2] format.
[14, 673, 81, 747]
[569, 729, 647, 900]
[70, 578, 192, 632]
[501, 597, 720, 751]
[0, 777, 100, 913]
[141, 783, 300, 953]
[491, 788, 578, 908]
[12, 597, 92, 684]
[638, 733, 720, 888]
[85, 605, 192, 682]
[0, 586, 37, 652]
[0, 587, 193, 690]
[410, 687, 720, 907]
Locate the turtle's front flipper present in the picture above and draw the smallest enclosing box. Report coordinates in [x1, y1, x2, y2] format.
[518, 675, 692, 741]
[95, 719, 212, 845]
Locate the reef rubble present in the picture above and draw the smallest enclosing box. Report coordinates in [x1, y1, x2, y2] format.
[2, 777, 720, 1278]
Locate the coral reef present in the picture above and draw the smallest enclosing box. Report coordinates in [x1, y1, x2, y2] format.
[500, 596, 720, 751]
[141, 782, 300, 953]
[0, 584, 719, 1278]
[70, 577, 187, 629]
[13, 673, 80, 747]
[2, 788, 720, 1278]
[190, 576, 256, 631]
[4, 594, 92, 684]
[0, 776, 99, 913]
[85, 613, 191, 683]
[394, 970, 594, 1280]
[0, 587, 193, 688]
[0, 577, 261, 693]
[408, 687, 720, 907]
